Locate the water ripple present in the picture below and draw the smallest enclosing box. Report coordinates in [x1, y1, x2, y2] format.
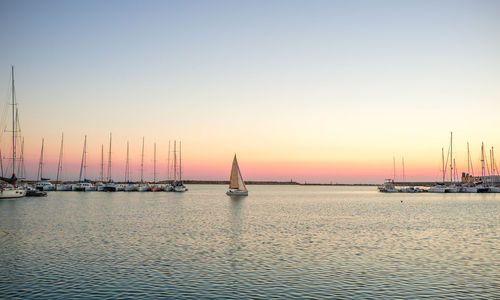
[0, 186, 499, 298]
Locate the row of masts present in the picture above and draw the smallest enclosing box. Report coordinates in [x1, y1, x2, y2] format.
[3, 133, 184, 183]
[439, 132, 498, 184]
[392, 156, 406, 182]
[389, 132, 498, 183]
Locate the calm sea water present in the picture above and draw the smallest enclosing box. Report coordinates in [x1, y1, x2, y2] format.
[0, 185, 498, 299]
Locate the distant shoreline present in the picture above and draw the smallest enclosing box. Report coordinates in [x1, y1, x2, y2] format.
[19, 180, 444, 186]
[20, 179, 381, 186]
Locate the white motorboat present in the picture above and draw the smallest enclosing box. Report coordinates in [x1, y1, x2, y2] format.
[378, 179, 398, 193]
[226, 154, 248, 196]
[35, 180, 54, 191]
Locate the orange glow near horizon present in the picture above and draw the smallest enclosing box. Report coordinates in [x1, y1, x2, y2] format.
[8, 133, 497, 184]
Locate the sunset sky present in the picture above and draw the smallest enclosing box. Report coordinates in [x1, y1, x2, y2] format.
[0, 0, 499, 183]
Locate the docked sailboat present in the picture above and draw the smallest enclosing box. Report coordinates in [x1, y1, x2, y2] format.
[102, 133, 120, 191]
[124, 141, 138, 191]
[172, 141, 187, 192]
[0, 66, 26, 199]
[137, 137, 151, 192]
[226, 154, 248, 196]
[72, 135, 96, 191]
[151, 142, 163, 192]
[35, 138, 55, 191]
[55, 133, 72, 191]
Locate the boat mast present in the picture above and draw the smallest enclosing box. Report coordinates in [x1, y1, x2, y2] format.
[37, 138, 44, 181]
[11, 66, 16, 178]
[125, 141, 129, 182]
[402, 157, 405, 182]
[84, 136, 87, 180]
[467, 142, 470, 176]
[393, 156, 396, 182]
[493, 147, 498, 176]
[141, 137, 144, 183]
[442, 147, 445, 184]
[100, 144, 104, 182]
[153, 142, 157, 183]
[453, 158, 457, 182]
[167, 140, 171, 183]
[179, 141, 182, 182]
[481, 142, 485, 177]
[449, 132, 453, 184]
[79, 135, 87, 182]
[173, 140, 177, 184]
[490, 148, 494, 176]
[56, 133, 64, 185]
[0, 149, 3, 177]
[17, 137, 25, 178]
[107, 133, 112, 182]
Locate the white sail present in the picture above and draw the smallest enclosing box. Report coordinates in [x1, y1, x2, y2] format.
[229, 155, 247, 191]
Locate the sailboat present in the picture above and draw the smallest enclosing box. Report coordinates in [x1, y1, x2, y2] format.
[55, 133, 72, 191]
[165, 140, 174, 191]
[34, 138, 55, 191]
[124, 141, 138, 191]
[102, 133, 121, 191]
[96, 144, 105, 191]
[226, 154, 248, 196]
[73, 135, 96, 191]
[137, 137, 151, 192]
[0, 66, 27, 199]
[151, 142, 163, 192]
[173, 141, 187, 192]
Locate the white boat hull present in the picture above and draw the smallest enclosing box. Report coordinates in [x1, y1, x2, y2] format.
[226, 189, 248, 196]
[124, 185, 138, 192]
[461, 187, 477, 193]
[43, 185, 56, 191]
[56, 184, 73, 191]
[428, 186, 447, 193]
[0, 188, 26, 199]
[137, 185, 151, 192]
[174, 186, 187, 192]
[488, 186, 500, 193]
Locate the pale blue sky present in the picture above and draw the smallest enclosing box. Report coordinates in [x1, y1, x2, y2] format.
[0, 0, 499, 182]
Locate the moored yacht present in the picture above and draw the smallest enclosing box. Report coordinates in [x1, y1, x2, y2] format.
[0, 183, 26, 199]
[56, 183, 73, 191]
[124, 183, 138, 191]
[36, 180, 55, 191]
[102, 182, 119, 192]
[137, 184, 151, 192]
[378, 179, 398, 193]
[72, 182, 96, 191]
[0, 67, 26, 199]
[428, 183, 447, 193]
